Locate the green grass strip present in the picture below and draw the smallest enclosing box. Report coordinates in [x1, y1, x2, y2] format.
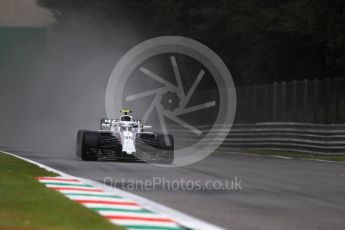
[42, 182, 93, 187]
[0, 152, 123, 230]
[92, 207, 154, 213]
[63, 193, 123, 198]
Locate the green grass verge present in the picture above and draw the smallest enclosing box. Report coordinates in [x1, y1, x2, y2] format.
[236, 149, 345, 162]
[0, 152, 123, 230]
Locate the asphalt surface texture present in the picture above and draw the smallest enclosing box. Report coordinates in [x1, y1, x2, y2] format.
[3, 148, 345, 230]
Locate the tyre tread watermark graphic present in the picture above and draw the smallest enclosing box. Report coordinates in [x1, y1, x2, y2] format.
[106, 36, 236, 167]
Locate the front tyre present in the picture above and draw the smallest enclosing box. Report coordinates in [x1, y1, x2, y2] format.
[77, 130, 99, 161]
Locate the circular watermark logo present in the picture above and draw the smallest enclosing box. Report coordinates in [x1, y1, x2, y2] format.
[105, 36, 236, 167]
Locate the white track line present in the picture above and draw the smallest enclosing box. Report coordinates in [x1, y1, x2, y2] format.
[229, 150, 345, 164]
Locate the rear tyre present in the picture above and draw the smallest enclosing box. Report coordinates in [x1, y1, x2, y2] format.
[156, 133, 174, 164]
[77, 130, 99, 161]
[76, 130, 84, 158]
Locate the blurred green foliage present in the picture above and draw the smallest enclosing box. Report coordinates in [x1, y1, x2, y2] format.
[37, 0, 345, 86]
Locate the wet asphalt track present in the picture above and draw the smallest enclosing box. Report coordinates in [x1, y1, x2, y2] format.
[4, 148, 345, 230]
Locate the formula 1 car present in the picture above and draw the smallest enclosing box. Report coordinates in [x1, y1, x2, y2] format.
[76, 110, 174, 164]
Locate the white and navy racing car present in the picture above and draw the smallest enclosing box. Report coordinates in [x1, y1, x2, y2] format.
[76, 110, 174, 164]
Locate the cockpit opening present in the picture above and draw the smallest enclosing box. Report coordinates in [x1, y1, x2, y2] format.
[120, 116, 131, 121]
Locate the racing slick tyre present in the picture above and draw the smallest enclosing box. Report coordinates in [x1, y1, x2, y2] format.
[157, 133, 174, 150]
[156, 133, 174, 164]
[77, 130, 99, 161]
